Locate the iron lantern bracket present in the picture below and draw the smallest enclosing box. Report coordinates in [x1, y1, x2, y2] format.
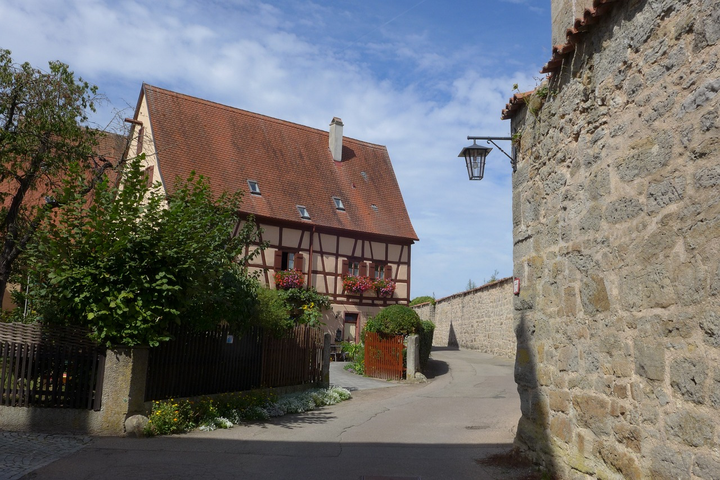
[467, 136, 516, 173]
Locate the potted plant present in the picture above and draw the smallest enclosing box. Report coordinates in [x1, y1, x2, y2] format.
[274, 269, 305, 289]
[343, 275, 373, 294]
[373, 278, 396, 297]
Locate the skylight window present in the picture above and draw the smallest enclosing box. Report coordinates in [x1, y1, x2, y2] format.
[247, 180, 260, 195]
[371, 204, 379, 212]
[333, 197, 345, 211]
[297, 205, 310, 219]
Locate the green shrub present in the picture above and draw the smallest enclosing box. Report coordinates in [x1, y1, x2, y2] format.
[418, 320, 435, 370]
[254, 287, 293, 333]
[409, 296, 435, 306]
[367, 304, 422, 336]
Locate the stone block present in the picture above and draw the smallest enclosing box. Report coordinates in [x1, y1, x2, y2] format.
[613, 422, 644, 453]
[634, 339, 665, 381]
[557, 345, 579, 372]
[670, 356, 707, 404]
[550, 414, 574, 444]
[699, 310, 720, 347]
[615, 133, 673, 182]
[549, 389, 571, 413]
[580, 274, 611, 314]
[665, 411, 715, 448]
[649, 445, 693, 480]
[647, 176, 686, 214]
[605, 197, 644, 224]
[598, 441, 643, 479]
[672, 262, 707, 307]
[679, 77, 720, 115]
[572, 393, 611, 436]
[695, 165, 720, 188]
[693, 454, 720, 480]
[613, 383, 629, 399]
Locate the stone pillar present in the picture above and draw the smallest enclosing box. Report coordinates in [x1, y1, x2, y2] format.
[99, 347, 149, 435]
[406, 334, 420, 378]
[321, 333, 331, 388]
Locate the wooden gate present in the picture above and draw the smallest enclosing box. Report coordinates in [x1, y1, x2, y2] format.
[364, 332, 404, 380]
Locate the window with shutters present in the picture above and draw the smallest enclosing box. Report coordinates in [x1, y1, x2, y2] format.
[341, 259, 364, 277]
[370, 263, 392, 280]
[283, 252, 295, 270]
[274, 250, 304, 272]
[373, 264, 385, 279]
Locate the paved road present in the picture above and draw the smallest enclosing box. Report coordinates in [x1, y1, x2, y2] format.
[11, 348, 533, 480]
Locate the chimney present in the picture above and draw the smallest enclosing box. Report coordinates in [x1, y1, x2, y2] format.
[329, 117, 344, 162]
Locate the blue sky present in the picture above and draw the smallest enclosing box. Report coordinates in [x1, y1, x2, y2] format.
[0, 0, 550, 299]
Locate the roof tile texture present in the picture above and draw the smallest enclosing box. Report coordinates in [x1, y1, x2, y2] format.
[143, 85, 418, 241]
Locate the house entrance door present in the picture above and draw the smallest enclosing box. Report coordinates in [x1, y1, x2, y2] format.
[343, 313, 359, 343]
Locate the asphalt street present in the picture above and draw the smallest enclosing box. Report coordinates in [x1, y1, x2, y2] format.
[8, 348, 533, 480]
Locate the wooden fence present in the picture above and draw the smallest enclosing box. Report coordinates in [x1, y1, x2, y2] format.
[364, 332, 405, 380]
[0, 323, 105, 410]
[145, 324, 324, 401]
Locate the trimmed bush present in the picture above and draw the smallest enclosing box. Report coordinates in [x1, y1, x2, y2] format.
[365, 304, 422, 337]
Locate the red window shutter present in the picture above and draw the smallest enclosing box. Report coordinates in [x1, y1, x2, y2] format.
[369, 263, 376, 278]
[359, 263, 367, 277]
[384, 265, 392, 280]
[341, 259, 349, 276]
[274, 251, 282, 270]
[295, 253, 304, 272]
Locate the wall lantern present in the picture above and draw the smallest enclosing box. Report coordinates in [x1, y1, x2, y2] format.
[458, 136, 517, 180]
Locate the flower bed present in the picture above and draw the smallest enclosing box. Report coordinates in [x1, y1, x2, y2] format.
[144, 387, 352, 436]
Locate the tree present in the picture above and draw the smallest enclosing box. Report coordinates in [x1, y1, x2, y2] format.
[466, 279, 477, 291]
[21, 155, 264, 346]
[0, 49, 113, 301]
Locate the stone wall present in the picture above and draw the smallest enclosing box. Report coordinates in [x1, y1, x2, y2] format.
[511, 0, 720, 478]
[413, 277, 515, 359]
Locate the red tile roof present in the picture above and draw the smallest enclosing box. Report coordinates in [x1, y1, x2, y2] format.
[501, 91, 534, 121]
[141, 84, 418, 242]
[541, 0, 621, 75]
[502, 0, 621, 120]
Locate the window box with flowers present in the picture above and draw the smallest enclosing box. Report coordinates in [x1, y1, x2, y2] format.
[342, 275, 374, 295]
[373, 278, 396, 298]
[274, 269, 305, 290]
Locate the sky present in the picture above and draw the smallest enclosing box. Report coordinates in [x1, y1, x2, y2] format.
[0, 0, 551, 299]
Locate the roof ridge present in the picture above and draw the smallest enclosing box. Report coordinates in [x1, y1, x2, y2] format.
[143, 83, 387, 150]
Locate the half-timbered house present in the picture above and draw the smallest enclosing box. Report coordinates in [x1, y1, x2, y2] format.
[126, 84, 418, 341]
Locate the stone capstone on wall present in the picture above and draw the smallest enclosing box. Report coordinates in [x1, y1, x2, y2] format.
[413, 278, 515, 359]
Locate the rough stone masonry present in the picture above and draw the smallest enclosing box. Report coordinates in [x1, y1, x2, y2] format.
[509, 0, 720, 478]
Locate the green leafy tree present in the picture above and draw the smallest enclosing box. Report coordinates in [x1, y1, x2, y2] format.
[409, 295, 435, 306]
[22, 155, 264, 346]
[0, 49, 115, 301]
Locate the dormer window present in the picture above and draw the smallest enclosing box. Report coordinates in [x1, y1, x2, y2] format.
[333, 197, 345, 211]
[297, 205, 310, 219]
[247, 180, 260, 195]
